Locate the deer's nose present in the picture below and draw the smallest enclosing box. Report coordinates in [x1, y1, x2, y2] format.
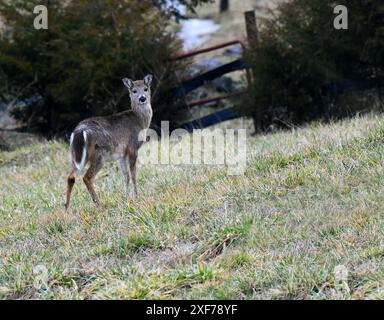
[139, 96, 147, 103]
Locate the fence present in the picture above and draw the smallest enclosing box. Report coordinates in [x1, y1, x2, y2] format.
[170, 10, 384, 132]
[170, 40, 250, 131]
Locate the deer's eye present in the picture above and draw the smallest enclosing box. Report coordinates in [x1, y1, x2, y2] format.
[144, 87, 148, 92]
[132, 90, 137, 94]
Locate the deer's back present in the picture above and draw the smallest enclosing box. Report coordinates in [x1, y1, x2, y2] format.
[73, 110, 143, 161]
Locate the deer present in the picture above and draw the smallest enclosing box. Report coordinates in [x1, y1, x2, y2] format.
[65, 75, 153, 211]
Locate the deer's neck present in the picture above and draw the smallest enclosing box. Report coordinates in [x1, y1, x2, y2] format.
[132, 102, 153, 129]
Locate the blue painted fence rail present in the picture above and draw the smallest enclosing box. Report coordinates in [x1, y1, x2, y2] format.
[171, 59, 248, 98]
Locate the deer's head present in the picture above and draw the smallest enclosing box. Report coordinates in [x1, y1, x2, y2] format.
[122, 75, 153, 107]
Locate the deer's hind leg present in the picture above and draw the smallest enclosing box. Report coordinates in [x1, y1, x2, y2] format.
[83, 158, 103, 206]
[65, 169, 76, 211]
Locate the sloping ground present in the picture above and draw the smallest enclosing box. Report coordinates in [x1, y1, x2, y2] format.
[1, 113, 384, 299]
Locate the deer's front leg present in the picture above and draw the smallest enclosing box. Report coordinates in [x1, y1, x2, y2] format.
[119, 157, 130, 195]
[128, 152, 138, 197]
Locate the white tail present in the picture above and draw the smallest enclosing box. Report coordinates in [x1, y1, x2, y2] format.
[70, 131, 87, 172]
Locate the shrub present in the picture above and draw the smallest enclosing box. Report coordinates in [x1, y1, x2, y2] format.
[239, 0, 384, 132]
[0, 0, 209, 135]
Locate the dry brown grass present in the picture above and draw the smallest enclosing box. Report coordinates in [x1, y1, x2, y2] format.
[1, 113, 384, 299]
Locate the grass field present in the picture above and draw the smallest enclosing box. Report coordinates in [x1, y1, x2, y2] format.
[1, 113, 384, 299]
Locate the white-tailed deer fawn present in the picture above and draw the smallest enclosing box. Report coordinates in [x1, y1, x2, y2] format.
[65, 75, 153, 210]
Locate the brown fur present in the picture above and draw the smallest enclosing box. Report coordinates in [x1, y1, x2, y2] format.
[65, 75, 153, 210]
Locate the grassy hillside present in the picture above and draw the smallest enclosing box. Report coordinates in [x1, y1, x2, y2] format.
[1, 114, 384, 299]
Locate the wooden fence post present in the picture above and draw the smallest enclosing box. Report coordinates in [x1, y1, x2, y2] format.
[244, 10, 261, 134]
[220, 0, 229, 13]
[244, 10, 258, 47]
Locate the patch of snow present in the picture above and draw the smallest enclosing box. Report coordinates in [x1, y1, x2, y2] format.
[164, 1, 220, 51]
[179, 19, 220, 51]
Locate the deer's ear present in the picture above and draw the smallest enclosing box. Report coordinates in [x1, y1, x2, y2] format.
[122, 78, 133, 90]
[144, 74, 153, 86]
